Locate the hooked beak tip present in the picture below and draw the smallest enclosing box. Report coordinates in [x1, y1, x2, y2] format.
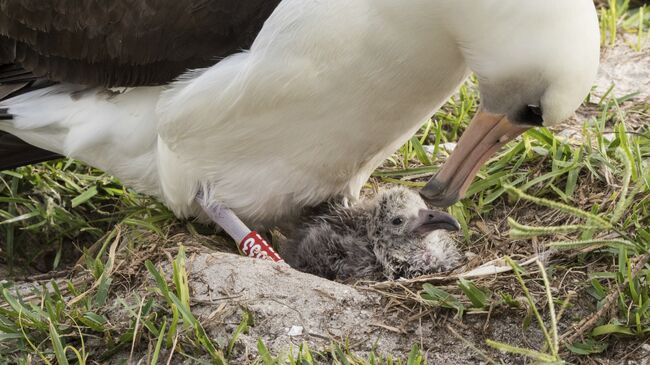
[413, 209, 461, 234]
[420, 179, 460, 208]
[445, 219, 461, 232]
[420, 112, 530, 207]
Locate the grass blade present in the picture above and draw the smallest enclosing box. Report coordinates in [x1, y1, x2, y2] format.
[49, 320, 70, 365]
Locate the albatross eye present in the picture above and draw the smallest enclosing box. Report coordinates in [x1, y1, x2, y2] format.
[391, 217, 404, 226]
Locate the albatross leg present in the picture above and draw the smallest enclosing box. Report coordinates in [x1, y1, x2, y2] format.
[195, 196, 284, 262]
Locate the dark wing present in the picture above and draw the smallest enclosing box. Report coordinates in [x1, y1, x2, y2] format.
[0, 0, 282, 87]
[0, 131, 60, 170]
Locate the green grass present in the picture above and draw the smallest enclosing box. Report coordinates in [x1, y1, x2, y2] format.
[385, 54, 649, 364]
[1, 1, 649, 363]
[0, 240, 433, 364]
[599, 0, 649, 50]
[0, 160, 176, 273]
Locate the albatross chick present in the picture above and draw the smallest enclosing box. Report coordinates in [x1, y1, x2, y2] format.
[281, 187, 462, 281]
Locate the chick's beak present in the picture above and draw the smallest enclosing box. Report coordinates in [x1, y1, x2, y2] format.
[420, 111, 530, 207]
[411, 209, 460, 235]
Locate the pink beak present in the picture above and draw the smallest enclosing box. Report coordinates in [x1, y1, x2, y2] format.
[421, 111, 530, 206]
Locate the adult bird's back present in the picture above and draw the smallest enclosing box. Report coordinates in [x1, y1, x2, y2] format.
[0, 0, 600, 229]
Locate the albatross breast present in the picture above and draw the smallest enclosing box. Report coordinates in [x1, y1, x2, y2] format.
[154, 0, 470, 224]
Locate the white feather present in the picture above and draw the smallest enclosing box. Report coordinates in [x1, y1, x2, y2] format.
[0, 0, 599, 227]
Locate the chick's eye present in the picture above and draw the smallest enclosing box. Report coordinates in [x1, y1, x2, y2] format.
[391, 217, 404, 226]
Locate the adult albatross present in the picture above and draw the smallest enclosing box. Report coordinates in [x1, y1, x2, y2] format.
[0, 1, 600, 232]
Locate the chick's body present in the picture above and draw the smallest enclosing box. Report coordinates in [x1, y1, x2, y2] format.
[281, 187, 462, 281]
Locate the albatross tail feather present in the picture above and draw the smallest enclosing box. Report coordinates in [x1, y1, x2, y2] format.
[0, 80, 62, 170]
[0, 107, 12, 120]
[0, 82, 164, 195]
[0, 131, 61, 170]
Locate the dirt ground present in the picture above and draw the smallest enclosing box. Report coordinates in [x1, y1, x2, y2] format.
[164, 252, 543, 364]
[89, 246, 645, 365]
[189, 252, 650, 364]
[594, 35, 650, 101]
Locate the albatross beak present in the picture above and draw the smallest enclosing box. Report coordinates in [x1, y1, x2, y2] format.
[420, 111, 530, 207]
[411, 209, 460, 235]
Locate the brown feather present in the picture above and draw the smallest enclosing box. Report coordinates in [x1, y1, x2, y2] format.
[0, 0, 282, 86]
